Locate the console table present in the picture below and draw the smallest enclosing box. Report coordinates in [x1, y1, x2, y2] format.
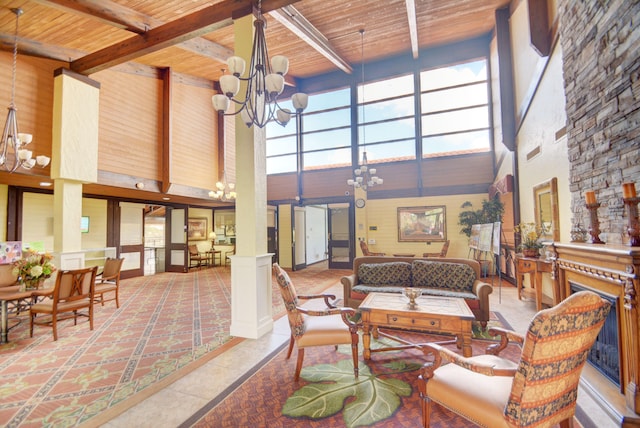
[515, 255, 557, 311]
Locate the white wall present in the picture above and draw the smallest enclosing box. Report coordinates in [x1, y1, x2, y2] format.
[305, 205, 327, 265]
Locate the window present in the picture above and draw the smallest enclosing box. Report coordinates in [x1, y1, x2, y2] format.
[358, 74, 416, 163]
[420, 59, 490, 156]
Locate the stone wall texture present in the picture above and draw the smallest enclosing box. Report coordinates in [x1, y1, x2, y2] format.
[558, 0, 640, 243]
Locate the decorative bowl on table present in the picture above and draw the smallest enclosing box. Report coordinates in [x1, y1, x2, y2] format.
[403, 287, 422, 309]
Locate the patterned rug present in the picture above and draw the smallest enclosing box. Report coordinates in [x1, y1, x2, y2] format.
[183, 330, 521, 427]
[0, 265, 347, 428]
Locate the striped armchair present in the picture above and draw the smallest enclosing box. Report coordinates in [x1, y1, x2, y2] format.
[419, 290, 611, 427]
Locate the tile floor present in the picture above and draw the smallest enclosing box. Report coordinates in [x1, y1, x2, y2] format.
[102, 277, 613, 428]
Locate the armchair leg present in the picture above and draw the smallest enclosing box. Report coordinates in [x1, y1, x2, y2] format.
[294, 348, 305, 381]
[559, 419, 574, 428]
[418, 373, 431, 427]
[351, 341, 359, 378]
[286, 335, 295, 359]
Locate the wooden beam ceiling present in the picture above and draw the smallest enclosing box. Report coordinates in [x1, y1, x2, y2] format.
[69, 0, 302, 75]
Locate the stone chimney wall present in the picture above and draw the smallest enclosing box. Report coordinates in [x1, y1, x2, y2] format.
[558, 0, 640, 243]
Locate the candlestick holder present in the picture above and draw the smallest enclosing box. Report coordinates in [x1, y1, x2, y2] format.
[586, 202, 604, 244]
[623, 196, 640, 246]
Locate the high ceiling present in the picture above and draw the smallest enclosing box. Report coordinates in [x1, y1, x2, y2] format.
[1, 0, 511, 84]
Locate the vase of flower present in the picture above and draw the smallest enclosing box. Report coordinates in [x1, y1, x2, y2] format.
[13, 249, 56, 291]
[515, 222, 546, 259]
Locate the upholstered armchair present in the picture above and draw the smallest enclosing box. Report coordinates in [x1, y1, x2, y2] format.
[423, 240, 450, 258]
[360, 240, 384, 256]
[272, 263, 360, 381]
[188, 245, 208, 269]
[419, 290, 610, 428]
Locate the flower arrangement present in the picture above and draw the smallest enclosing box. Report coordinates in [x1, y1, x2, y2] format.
[12, 249, 56, 289]
[514, 222, 547, 254]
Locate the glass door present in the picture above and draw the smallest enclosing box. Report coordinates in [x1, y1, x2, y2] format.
[328, 203, 352, 269]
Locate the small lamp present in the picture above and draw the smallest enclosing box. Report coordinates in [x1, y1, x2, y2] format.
[209, 231, 217, 249]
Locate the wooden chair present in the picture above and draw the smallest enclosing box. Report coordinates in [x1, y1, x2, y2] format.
[94, 257, 124, 308]
[188, 244, 208, 269]
[360, 240, 385, 256]
[272, 263, 360, 381]
[30, 266, 98, 341]
[419, 290, 611, 428]
[423, 240, 450, 258]
[224, 245, 235, 266]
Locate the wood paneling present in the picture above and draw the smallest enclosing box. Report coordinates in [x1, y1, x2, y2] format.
[94, 69, 161, 180]
[171, 79, 218, 189]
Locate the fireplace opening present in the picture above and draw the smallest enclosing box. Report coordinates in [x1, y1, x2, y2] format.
[571, 283, 620, 387]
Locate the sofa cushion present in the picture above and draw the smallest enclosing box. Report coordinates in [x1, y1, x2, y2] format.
[358, 262, 412, 287]
[412, 260, 475, 292]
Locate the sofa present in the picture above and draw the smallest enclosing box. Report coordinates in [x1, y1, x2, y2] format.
[341, 256, 493, 327]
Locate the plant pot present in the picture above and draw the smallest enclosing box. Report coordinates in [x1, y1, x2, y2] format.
[522, 249, 540, 258]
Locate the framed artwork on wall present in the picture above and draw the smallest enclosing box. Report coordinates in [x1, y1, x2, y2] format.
[187, 218, 207, 240]
[397, 206, 447, 242]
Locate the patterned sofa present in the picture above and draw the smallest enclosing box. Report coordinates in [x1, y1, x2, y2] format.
[341, 256, 493, 327]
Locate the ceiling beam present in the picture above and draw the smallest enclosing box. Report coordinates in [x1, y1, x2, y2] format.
[269, 5, 352, 74]
[405, 0, 419, 59]
[34, 0, 233, 63]
[0, 33, 82, 62]
[70, 0, 302, 75]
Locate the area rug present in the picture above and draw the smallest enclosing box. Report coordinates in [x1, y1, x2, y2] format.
[0, 265, 343, 428]
[183, 327, 520, 428]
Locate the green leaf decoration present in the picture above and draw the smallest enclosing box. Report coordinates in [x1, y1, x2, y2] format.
[282, 359, 416, 427]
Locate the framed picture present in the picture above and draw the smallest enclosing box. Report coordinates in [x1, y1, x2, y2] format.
[188, 218, 207, 240]
[397, 206, 446, 242]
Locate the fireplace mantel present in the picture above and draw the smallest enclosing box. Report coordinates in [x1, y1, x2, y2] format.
[551, 242, 640, 426]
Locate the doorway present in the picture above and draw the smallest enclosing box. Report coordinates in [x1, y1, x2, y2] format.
[328, 203, 351, 269]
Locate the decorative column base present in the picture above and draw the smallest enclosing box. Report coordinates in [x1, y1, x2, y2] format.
[229, 254, 274, 339]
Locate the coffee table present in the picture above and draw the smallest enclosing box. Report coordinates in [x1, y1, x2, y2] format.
[358, 292, 474, 359]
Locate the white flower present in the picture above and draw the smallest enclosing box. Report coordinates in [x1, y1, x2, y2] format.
[30, 265, 43, 278]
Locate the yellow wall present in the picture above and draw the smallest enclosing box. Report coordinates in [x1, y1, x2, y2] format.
[360, 193, 487, 259]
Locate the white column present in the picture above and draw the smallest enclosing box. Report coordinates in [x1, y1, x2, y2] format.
[51, 69, 100, 270]
[229, 13, 273, 339]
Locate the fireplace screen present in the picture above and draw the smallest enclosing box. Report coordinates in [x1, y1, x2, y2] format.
[571, 283, 620, 387]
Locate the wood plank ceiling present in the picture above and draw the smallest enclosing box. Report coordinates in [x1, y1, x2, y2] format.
[1, 0, 511, 82]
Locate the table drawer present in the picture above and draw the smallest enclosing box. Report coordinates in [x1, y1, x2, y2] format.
[386, 314, 440, 330]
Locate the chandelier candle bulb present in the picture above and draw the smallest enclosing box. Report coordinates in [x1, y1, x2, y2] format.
[585, 191, 596, 205]
[623, 182, 637, 199]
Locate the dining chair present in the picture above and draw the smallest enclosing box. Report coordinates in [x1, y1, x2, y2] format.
[188, 244, 208, 269]
[272, 263, 360, 381]
[419, 290, 611, 428]
[94, 257, 124, 308]
[360, 240, 385, 256]
[30, 266, 98, 341]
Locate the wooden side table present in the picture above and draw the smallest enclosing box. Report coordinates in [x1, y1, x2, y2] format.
[515, 255, 555, 311]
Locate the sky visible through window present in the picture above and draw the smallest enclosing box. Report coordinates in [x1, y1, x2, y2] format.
[266, 59, 489, 174]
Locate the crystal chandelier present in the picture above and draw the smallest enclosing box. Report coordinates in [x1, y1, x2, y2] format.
[347, 29, 383, 192]
[209, 170, 236, 202]
[211, 0, 308, 128]
[0, 8, 50, 173]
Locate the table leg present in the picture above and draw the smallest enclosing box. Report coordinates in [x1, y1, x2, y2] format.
[363, 324, 372, 360]
[460, 332, 472, 357]
[1, 300, 9, 344]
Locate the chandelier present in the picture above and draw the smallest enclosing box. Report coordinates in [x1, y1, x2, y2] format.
[211, 0, 308, 128]
[0, 8, 50, 173]
[347, 29, 383, 192]
[209, 170, 236, 202]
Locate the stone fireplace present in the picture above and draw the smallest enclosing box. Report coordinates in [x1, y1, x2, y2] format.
[551, 242, 639, 425]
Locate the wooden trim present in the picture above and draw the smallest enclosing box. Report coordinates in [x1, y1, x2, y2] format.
[495, 7, 516, 151]
[53, 67, 101, 89]
[161, 67, 172, 194]
[527, 0, 551, 57]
